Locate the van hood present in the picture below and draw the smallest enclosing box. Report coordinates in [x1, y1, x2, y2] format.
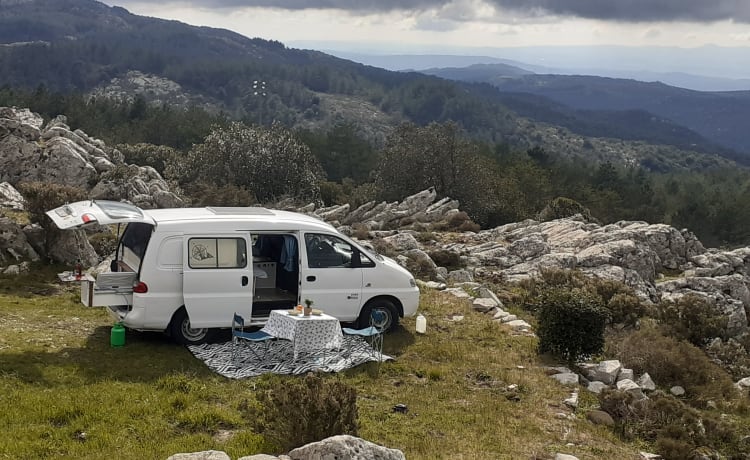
[46, 200, 155, 229]
[380, 255, 416, 279]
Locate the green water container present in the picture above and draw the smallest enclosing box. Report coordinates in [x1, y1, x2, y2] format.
[110, 322, 125, 348]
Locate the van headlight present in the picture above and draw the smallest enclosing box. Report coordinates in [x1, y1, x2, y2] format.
[409, 278, 417, 287]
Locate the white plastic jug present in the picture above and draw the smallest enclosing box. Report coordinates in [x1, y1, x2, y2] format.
[415, 314, 427, 334]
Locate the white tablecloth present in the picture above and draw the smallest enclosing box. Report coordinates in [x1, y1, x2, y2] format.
[261, 310, 343, 357]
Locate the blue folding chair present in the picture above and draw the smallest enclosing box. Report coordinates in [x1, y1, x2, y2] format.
[232, 312, 274, 363]
[342, 310, 387, 371]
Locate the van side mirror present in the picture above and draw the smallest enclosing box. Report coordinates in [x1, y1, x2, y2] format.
[110, 259, 118, 272]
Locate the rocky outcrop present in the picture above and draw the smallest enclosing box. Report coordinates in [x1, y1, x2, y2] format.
[0, 106, 184, 267]
[290, 188, 750, 338]
[0, 107, 182, 210]
[292, 188, 462, 232]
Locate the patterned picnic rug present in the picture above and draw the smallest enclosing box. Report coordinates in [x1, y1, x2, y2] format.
[187, 335, 390, 379]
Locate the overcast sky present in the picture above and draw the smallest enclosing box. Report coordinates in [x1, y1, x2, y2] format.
[102, 0, 750, 52]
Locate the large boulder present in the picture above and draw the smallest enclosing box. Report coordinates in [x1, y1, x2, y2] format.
[288, 435, 405, 460]
[0, 182, 24, 210]
[0, 217, 40, 266]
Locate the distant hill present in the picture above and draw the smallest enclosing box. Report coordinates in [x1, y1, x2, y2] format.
[492, 75, 750, 154]
[423, 64, 750, 155]
[0, 0, 745, 171]
[420, 63, 533, 82]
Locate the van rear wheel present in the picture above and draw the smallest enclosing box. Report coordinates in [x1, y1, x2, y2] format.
[170, 309, 212, 345]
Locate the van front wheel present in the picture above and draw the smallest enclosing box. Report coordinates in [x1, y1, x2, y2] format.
[358, 299, 399, 332]
[170, 309, 212, 345]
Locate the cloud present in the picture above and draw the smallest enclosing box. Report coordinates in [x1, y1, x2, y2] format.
[112, 0, 750, 23]
[491, 0, 750, 23]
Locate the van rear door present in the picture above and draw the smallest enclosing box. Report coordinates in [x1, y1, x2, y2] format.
[46, 200, 155, 229]
[182, 234, 253, 328]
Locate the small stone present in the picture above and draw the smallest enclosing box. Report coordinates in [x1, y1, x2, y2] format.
[616, 379, 640, 392]
[551, 373, 579, 386]
[493, 309, 509, 320]
[500, 314, 518, 322]
[504, 319, 531, 331]
[735, 377, 750, 389]
[595, 360, 622, 385]
[617, 368, 634, 382]
[564, 390, 579, 409]
[471, 297, 496, 312]
[637, 373, 656, 391]
[167, 451, 231, 460]
[639, 452, 663, 459]
[670, 386, 685, 396]
[555, 454, 579, 460]
[506, 384, 519, 391]
[587, 381, 608, 394]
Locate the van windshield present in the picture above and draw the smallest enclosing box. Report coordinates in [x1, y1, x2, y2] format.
[118, 222, 153, 271]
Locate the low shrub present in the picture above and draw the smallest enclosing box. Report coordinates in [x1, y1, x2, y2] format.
[599, 390, 741, 460]
[255, 373, 358, 451]
[607, 326, 737, 406]
[185, 182, 256, 207]
[536, 286, 608, 363]
[427, 249, 463, 271]
[657, 295, 727, 347]
[17, 181, 87, 224]
[434, 211, 480, 232]
[537, 196, 593, 222]
[88, 231, 118, 258]
[607, 292, 648, 328]
[705, 338, 750, 381]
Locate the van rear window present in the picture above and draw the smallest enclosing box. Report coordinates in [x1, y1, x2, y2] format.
[121, 222, 153, 260]
[188, 238, 247, 269]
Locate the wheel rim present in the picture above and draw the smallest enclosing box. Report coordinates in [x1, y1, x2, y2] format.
[372, 306, 393, 330]
[180, 318, 207, 342]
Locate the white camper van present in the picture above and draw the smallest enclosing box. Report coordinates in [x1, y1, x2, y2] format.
[47, 200, 420, 344]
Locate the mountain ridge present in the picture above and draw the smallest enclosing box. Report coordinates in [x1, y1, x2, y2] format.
[0, 0, 745, 170]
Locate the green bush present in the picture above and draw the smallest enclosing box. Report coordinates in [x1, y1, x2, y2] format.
[607, 292, 648, 328]
[519, 269, 648, 328]
[255, 373, 358, 451]
[536, 287, 608, 362]
[537, 196, 593, 222]
[117, 143, 179, 175]
[657, 295, 727, 347]
[705, 338, 750, 381]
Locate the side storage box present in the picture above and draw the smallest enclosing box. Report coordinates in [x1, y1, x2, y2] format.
[82, 272, 136, 307]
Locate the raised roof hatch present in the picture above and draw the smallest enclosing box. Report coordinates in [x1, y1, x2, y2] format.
[206, 206, 274, 215]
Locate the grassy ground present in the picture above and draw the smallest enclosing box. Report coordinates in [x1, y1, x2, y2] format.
[0, 266, 642, 459]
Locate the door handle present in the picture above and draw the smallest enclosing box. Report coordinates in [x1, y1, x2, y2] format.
[306, 275, 316, 282]
[241, 276, 249, 286]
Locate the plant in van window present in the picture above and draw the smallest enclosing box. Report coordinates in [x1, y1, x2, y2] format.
[304, 298, 314, 308]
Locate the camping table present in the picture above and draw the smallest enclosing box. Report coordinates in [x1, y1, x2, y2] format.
[261, 310, 343, 359]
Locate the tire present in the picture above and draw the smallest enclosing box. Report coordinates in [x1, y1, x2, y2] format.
[358, 299, 399, 332]
[170, 308, 213, 345]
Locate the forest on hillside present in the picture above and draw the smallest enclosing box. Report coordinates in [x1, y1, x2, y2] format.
[4, 88, 750, 248]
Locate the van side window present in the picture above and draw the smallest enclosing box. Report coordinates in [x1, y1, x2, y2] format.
[305, 233, 352, 268]
[188, 238, 247, 269]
